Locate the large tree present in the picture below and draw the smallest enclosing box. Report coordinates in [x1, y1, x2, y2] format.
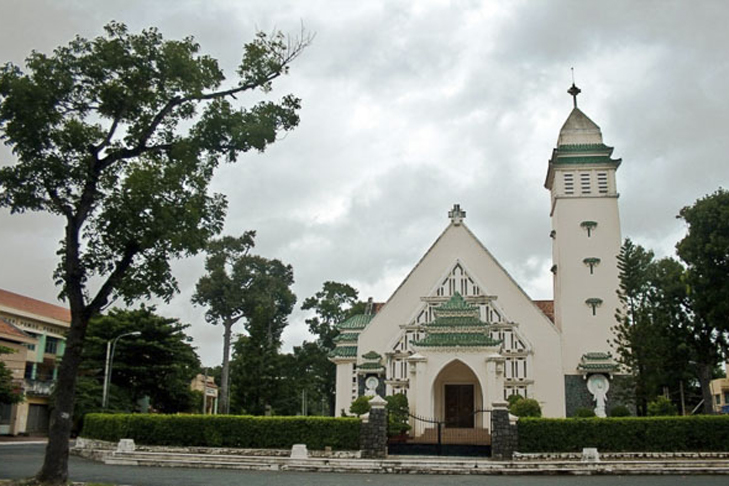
[0, 23, 308, 484]
[676, 188, 729, 413]
[82, 307, 201, 412]
[193, 232, 296, 414]
[302, 281, 362, 349]
[613, 239, 694, 414]
[300, 281, 363, 414]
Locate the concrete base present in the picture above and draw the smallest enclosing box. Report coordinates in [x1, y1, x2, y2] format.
[70, 443, 729, 475]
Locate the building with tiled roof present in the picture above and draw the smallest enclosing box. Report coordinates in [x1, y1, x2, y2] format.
[331, 85, 625, 438]
[0, 289, 70, 435]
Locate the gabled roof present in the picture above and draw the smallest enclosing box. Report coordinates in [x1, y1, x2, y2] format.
[0, 317, 36, 344]
[356, 208, 560, 365]
[0, 289, 71, 325]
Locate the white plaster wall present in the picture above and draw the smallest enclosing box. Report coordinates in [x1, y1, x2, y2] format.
[357, 223, 566, 417]
[551, 193, 622, 374]
[334, 361, 354, 417]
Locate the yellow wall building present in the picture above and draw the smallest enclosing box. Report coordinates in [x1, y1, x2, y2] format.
[710, 366, 729, 414]
[0, 289, 70, 435]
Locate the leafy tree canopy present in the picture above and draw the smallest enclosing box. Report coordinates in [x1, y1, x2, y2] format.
[299, 281, 364, 415]
[613, 239, 694, 414]
[677, 188, 729, 342]
[193, 232, 296, 414]
[81, 306, 201, 413]
[302, 281, 363, 349]
[676, 188, 729, 413]
[0, 22, 308, 484]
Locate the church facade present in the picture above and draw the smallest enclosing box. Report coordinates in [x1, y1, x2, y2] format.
[330, 85, 625, 433]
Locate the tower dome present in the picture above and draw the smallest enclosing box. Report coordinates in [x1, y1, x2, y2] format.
[557, 108, 603, 146]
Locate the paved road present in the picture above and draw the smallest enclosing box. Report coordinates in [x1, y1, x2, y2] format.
[1, 444, 728, 486]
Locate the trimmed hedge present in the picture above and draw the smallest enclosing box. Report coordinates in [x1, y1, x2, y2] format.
[518, 416, 729, 452]
[81, 414, 361, 450]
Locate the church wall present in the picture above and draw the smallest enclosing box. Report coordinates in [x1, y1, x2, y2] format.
[564, 375, 635, 417]
[357, 223, 567, 418]
[334, 361, 354, 417]
[552, 195, 622, 375]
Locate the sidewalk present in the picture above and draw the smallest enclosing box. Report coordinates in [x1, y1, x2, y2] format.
[0, 435, 47, 445]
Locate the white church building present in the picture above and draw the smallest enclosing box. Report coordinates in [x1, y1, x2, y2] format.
[330, 84, 625, 434]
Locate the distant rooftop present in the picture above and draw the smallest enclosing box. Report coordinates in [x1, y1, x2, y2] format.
[0, 317, 36, 344]
[0, 288, 71, 324]
[533, 300, 554, 323]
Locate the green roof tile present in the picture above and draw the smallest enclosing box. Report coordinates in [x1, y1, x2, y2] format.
[328, 346, 357, 358]
[362, 351, 382, 360]
[358, 362, 384, 370]
[578, 351, 618, 372]
[336, 314, 375, 331]
[413, 332, 501, 347]
[579, 363, 618, 371]
[333, 333, 359, 343]
[425, 316, 485, 328]
[555, 143, 613, 154]
[552, 155, 621, 166]
[437, 293, 477, 312]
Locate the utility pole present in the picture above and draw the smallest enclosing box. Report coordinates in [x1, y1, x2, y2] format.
[202, 368, 208, 415]
[102, 331, 141, 409]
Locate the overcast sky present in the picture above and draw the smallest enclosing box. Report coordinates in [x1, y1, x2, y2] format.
[1, 0, 727, 367]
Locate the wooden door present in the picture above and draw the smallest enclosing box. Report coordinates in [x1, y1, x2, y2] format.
[445, 384, 474, 428]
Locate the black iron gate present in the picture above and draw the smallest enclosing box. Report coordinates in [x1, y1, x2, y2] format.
[388, 409, 492, 457]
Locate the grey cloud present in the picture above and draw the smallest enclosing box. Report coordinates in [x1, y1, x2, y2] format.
[2, 0, 727, 365]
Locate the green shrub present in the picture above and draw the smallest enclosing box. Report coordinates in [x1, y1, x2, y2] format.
[647, 396, 678, 416]
[574, 407, 596, 418]
[81, 413, 361, 450]
[506, 394, 523, 407]
[385, 393, 410, 437]
[609, 405, 631, 417]
[510, 398, 542, 417]
[518, 416, 729, 452]
[349, 395, 372, 416]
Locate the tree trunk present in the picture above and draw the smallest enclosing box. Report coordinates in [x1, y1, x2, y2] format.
[698, 362, 715, 415]
[219, 321, 232, 414]
[36, 311, 89, 485]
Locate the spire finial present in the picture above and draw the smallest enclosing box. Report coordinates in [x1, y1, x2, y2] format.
[448, 204, 466, 225]
[568, 68, 581, 108]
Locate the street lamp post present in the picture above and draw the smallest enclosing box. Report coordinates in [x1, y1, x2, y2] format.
[102, 331, 141, 409]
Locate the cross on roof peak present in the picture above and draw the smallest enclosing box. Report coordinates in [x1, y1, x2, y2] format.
[449, 204, 466, 225]
[568, 68, 581, 108]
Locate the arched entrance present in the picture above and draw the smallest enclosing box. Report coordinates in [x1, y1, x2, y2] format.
[432, 359, 485, 429]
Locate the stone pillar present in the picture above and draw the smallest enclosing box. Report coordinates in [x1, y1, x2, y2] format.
[360, 395, 388, 459]
[491, 402, 518, 460]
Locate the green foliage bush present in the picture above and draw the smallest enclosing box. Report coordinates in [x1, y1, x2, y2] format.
[647, 396, 678, 416]
[349, 396, 372, 416]
[609, 405, 631, 417]
[506, 394, 523, 407]
[509, 398, 542, 417]
[81, 413, 361, 450]
[518, 416, 729, 452]
[385, 393, 410, 437]
[574, 407, 596, 418]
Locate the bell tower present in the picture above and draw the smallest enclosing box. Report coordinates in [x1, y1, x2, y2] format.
[545, 83, 622, 379]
